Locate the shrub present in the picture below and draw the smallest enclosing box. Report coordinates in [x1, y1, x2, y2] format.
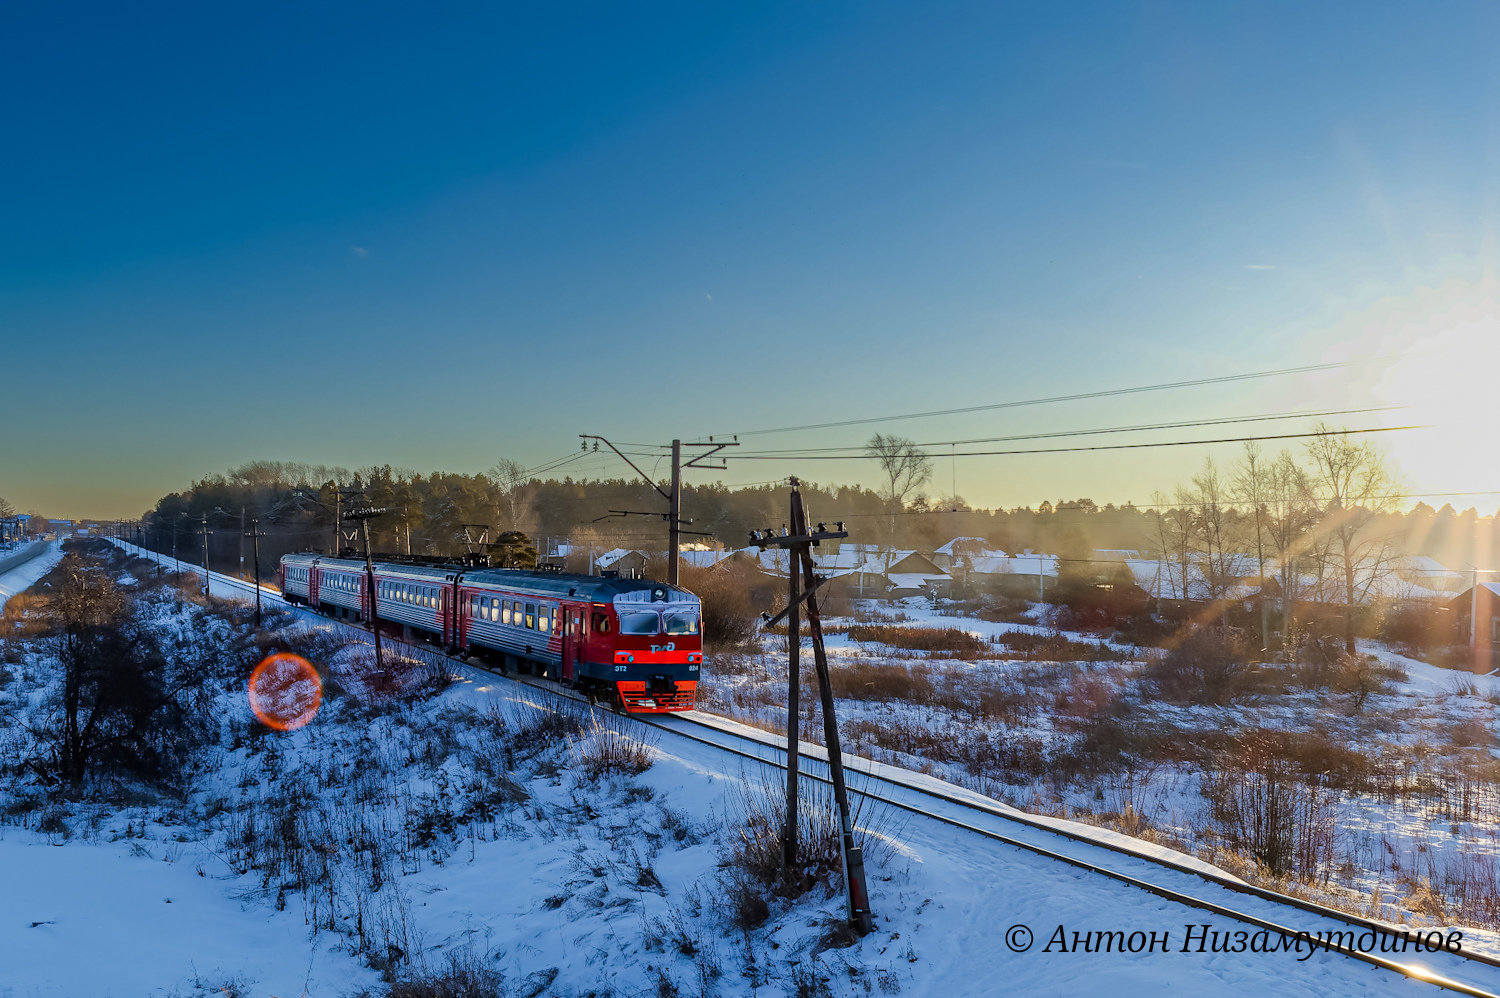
[845, 625, 987, 658]
[992, 631, 1123, 663]
[380, 948, 507, 998]
[679, 562, 763, 652]
[720, 767, 889, 900]
[826, 661, 935, 702]
[1146, 628, 1250, 704]
[1380, 602, 1460, 658]
[571, 714, 654, 781]
[1200, 730, 1337, 877]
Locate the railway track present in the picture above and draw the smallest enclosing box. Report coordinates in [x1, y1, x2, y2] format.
[112, 541, 1500, 997]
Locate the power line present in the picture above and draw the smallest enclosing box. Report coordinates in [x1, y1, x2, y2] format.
[731, 406, 1395, 456]
[712, 362, 1344, 438]
[823, 488, 1500, 518]
[732, 424, 1419, 460]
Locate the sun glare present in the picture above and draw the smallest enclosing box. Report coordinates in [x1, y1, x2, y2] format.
[1338, 279, 1500, 506]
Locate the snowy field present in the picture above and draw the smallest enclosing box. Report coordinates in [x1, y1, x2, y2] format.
[700, 597, 1500, 945]
[4, 676, 1491, 998]
[3, 544, 1498, 997]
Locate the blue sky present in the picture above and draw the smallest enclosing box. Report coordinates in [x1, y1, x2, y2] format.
[6, 2, 1500, 518]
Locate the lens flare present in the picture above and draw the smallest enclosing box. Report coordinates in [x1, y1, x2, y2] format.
[248, 653, 323, 731]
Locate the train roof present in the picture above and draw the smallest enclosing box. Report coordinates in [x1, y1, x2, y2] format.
[279, 553, 698, 602]
[463, 567, 697, 603]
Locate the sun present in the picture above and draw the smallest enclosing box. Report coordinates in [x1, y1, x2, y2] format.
[1332, 277, 1500, 508]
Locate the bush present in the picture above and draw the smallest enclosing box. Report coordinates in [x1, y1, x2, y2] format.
[845, 625, 987, 658]
[1146, 628, 1252, 704]
[720, 767, 889, 900]
[1380, 602, 1460, 658]
[378, 949, 506, 998]
[826, 661, 935, 702]
[679, 562, 762, 652]
[571, 714, 654, 781]
[991, 631, 1123, 663]
[1200, 730, 1336, 878]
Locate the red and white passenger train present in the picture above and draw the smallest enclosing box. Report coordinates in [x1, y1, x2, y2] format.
[278, 554, 701, 713]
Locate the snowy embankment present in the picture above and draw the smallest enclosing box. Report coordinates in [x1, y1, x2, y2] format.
[3, 547, 1495, 996]
[0, 541, 62, 613]
[4, 674, 1482, 998]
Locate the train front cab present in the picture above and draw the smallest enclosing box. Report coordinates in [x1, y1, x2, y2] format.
[576, 598, 700, 713]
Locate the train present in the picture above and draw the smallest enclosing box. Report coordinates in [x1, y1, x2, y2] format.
[277, 553, 701, 713]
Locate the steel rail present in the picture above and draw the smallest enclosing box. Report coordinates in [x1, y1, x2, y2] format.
[488, 669, 1500, 998]
[110, 541, 1500, 995]
[662, 711, 1500, 974]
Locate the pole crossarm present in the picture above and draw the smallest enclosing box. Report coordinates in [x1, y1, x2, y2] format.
[760, 573, 833, 628]
[580, 435, 671, 502]
[749, 527, 848, 549]
[582, 434, 738, 588]
[681, 440, 739, 470]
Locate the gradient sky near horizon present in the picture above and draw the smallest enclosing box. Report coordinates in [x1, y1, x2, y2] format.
[7, 2, 1500, 520]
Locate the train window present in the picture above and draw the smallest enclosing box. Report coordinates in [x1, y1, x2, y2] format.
[498, 601, 508, 625]
[593, 612, 611, 633]
[618, 611, 660, 635]
[525, 603, 536, 629]
[537, 606, 549, 632]
[665, 612, 699, 635]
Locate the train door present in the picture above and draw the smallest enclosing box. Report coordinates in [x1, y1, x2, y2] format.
[562, 607, 581, 682]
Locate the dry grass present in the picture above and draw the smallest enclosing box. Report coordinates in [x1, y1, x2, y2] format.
[991, 630, 1124, 662]
[826, 661, 936, 702]
[720, 765, 894, 907]
[571, 714, 656, 781]
[845, 625, 988, 658]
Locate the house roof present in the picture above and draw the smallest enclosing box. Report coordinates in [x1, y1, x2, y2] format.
[935, 536, 1001, 556]
[888, 572, 951, 591]
[968, 554, 1058, 577]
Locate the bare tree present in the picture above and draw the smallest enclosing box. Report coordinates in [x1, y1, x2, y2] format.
[486, 457, 536, 534]
[1303, 424, 1403, 656]
[866, 434, 932, 507]
[1150, 489, 1194, 600]
[1176, 457, 1242, 608]
[1260, 449, 1318, 651]
[866, 434, 932, 569]
[1233, 444, 1272, 647]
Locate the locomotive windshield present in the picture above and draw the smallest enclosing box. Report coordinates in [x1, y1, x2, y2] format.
[618, 611, 661, 635]
[664, 612, 699, 635]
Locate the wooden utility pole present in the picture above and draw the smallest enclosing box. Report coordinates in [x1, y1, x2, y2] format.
[244, 519, 266, 627]
[751, 483, 871, 934]
[197, 515, 213, 601]
[343, 505, 387, 673]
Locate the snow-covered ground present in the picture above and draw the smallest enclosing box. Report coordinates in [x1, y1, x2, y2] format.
[4, 674, 1491, 998]
[5, 549, 1497, 996]
[0, 541, 62, 613]
[698, 597, 1500, 948]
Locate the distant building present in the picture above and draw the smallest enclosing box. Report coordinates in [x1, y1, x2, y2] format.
[1449, 582, 1500, 672]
